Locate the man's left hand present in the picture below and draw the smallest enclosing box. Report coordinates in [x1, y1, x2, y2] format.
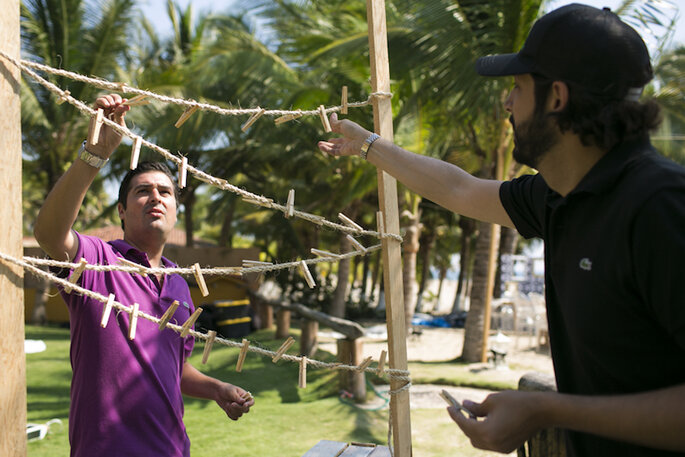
[215, 383, 254, 421]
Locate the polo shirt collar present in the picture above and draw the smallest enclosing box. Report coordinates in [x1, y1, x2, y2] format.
[109, 239, 177, 268]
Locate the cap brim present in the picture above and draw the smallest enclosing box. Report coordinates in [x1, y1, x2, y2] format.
[476, 53, 533, 77]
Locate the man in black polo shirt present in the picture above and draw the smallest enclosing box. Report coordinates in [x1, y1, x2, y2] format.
[318, 4, 685, 456]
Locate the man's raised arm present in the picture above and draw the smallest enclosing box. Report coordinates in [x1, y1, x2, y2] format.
[34, 94, 129, 261]
[317, 113, 513, 228]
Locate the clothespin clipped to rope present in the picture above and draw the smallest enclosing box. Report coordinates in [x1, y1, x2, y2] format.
[299, 260, 316, 288]
[158, 300, 180, 330]
[202, 330, 217, 365]
[123, 94, 150, 107]
[101, 293, 115, 328]
[272, 336, 295, 362]
[376, 350, 387, 376]
[192, 263, 209, 297]
[274, 111, 303, 125]
[175, 105, 199, 128]
[299, 356, 308, 388]
[318, 105, 332, 132]
[338, 213, 364, 232]
[241, 196, 274, 208]
[310, 248, 341, 259]
[346, 235, 367, 254]
[308, 215, 326, 226]
[180, 307, 203, 337]
[130, 137, 142, 170]
[285, 189, 295, 218]
[356, 356, 373, 372]
[341, 86, 348, 115]
[236, 339, 250, 372]
[56, 90, 70, 105]
[128, 303, 140, 340]
[376, 212, 385, 238]
[241, 107, 265, 132]
[178, 156, 188, 189]
[64, 258, 88, 293]
[117, 257, 147, 276]
[90, 108, 105, 145]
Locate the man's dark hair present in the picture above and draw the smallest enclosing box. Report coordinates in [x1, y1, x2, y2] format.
[532, 74, 661, 151]
[118, 161, 180, 229]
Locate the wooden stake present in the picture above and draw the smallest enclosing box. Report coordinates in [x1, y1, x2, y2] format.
[299, 260, 316, 288]
[174, 105, 198, 128]
[201, 330, 217, 365]
[341, 86, 348, 114]
[318, 105, 331, 132]
[123, 94, 150, 106]
[310, 248, 341, 259]
[285, 189, 295, 218]
[272, 336, 295, 362]
[178, 156, 188, 189]
[236, 338, 250, 372]
[101, 293, 115, 328]
[158, 300, 180, 330]
[241, 107, 265, 132]
[376, 211, 385, 237]
[56, 90, 70, 105]
[338, 212, 364, 232]
[299, 356, 307, 388]
[356, 356, 373, 372]
[128, 303, 140, 340]
[90, 108, 105, 145]
[346, 235, 367, 253]
[65, 258, 88, 293]
[193, 263, 209, 297]
[376, 350, 387, 375]
[130, 136, 142, 170]
[180, 307, 203, 337]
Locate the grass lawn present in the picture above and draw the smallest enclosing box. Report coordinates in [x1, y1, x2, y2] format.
[25, 325, 510, 456]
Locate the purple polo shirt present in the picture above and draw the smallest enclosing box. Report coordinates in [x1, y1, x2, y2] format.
[59, 232, 195, 457]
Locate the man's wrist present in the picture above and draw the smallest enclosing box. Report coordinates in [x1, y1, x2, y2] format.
[360, 133, 380, 160]
[77, 141, 109, 169]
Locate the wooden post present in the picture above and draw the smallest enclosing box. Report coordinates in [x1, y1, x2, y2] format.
[337, 339, 366, 402]
[366, 1, 412, 455]
[0, 0, 27, 455]
[275, 309, 291, 339]
[300, 319, 319, 358]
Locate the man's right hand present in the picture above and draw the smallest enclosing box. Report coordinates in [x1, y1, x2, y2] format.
[317, 113, 373, 158]
[86, 94, 130, 159]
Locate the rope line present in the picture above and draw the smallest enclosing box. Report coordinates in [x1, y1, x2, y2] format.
[1, 250, 411, 383]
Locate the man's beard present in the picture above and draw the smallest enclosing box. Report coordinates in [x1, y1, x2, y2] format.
[511, 112, 559, 169]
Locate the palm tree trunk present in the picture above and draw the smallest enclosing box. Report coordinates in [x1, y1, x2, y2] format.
[181, 184, 196, 248]
[402, 210, 422, 331]
[493, 226, 519, 298]
[452, 217, 475, 314]
[415, 232, 435, 313]
[218, 196, 237, 248]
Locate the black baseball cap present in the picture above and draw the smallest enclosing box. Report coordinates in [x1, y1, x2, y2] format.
[475, 3, 653, 100]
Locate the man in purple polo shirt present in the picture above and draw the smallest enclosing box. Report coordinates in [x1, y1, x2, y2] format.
[34, 93, 254, 457]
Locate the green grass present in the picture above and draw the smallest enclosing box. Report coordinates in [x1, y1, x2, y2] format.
[25, 325, 511, 456]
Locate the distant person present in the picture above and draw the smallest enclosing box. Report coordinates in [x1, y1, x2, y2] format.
[34, 94, 254, 457]
[318, 4, 685, 456]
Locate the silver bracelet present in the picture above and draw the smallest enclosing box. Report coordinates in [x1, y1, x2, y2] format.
[360, 133, 380, 160]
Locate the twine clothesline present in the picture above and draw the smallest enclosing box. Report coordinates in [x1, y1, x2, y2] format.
[0, 51, 402, 244]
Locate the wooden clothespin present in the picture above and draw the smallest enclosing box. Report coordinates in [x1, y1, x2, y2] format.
[242, 260, 272, 268]
[356, 356, 373, 372]
[285, 189, 295, 218]
[346, 235, 367, 253]
[241, 107, 265, 132]
[91, 108, 105, 145]
[274, 111, 303, 125]
[333, 443, 350, 457]
[178, 156, 188, 189]
[123, 94, 150, 106]
[201, 330, 217, 364]
[338, 213, 364, 232]
[376, 211, 385, 237]
[158, 300, 180, 330]
[298, 260, 316, 288]
[180, 307, 203, 337]
[56, 90, 70, 105]
[236, 338, 250, 372]
[130, 136, 142, 170]
[101, 293, 115, 328]
[65, 258, 88, 293]
[175, 105, 199, 128]
[310, 248, 341, 259]
[241, 391, 254, 402]
[318, 105, 332, 132]
[117, 257, 147, 276]
[272, 336, 295, 362]
[128, 303, 140, 340]
[192, 263, 209, 297]
[350, 442, 377, 448]
[309, 215, 326, 226]
[299, 356, 307, 388]
[376, 350, 387, 375]
[341, 86, 348, 114]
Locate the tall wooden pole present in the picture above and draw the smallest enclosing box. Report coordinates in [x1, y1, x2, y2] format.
[0, 0, 27, 455]
[366, 1, 412, 455]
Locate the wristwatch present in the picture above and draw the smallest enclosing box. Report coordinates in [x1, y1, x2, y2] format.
[78, 141, 109, 169]
[360, 133, 380, 160]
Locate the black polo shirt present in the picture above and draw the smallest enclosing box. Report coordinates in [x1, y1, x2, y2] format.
[500, 137, 685, 457]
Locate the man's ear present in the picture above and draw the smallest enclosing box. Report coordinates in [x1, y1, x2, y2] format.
[548, 81, 569, 112]
[117, 202, 125, 221]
